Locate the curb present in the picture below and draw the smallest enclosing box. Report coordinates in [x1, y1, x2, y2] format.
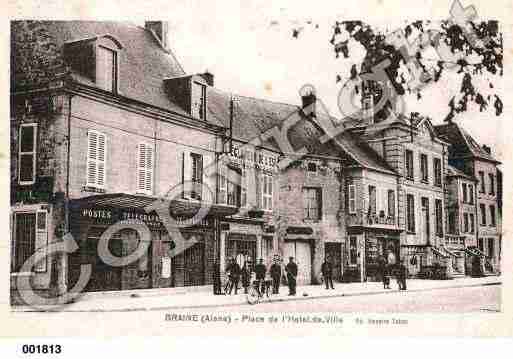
[12, 280, 501, 313]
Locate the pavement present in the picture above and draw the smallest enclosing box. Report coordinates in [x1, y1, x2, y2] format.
[11, 275, 501, 312]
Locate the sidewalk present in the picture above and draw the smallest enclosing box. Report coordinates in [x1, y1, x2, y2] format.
[12, 276, 500, 312]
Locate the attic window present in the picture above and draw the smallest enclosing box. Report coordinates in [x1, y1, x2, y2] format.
[307, 162, 317, 172]
[192, 82, 206, 120]
[97, 46, 118, 93]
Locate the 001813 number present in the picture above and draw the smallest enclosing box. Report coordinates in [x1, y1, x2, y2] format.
[21, 344, 62, 354]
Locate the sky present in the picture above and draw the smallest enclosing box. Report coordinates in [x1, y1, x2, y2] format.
[159, 0, 505, 161]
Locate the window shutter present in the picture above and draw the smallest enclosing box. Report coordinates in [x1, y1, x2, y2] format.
[86, 131, 107, 188]
[256, 171, 262, 209]
[86, 131, 98, 186]
[183, 151, 192, 198]
[97, 133, 106, 187]
[317, 188, 323, 220]
[137, 143, 154, 194]
[348, 184, 356, 213]
[34, 210, 48, 272]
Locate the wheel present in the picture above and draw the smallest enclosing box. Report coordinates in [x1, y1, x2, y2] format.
[223, 280, 231, 295]
[246, 285, 259, 305]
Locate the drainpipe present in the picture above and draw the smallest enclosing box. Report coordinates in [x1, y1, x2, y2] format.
[63, 92, 74, 294]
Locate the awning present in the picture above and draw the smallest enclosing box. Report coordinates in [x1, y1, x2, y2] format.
[465, 246, 485, 257]
[70, 193, 239, 219]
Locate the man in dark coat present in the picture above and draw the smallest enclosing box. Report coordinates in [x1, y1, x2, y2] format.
[397, 259, 407, 290]
[226, 258, 241, 295]
[254, 258, 267, 295]
[213, 259, 222, 295]
[270, 260, 282, 294]
[241, 262, 251, 294]
[377, 254, 390, 289]
[285, 257, 298, 296]
[321, 257, 334, 290]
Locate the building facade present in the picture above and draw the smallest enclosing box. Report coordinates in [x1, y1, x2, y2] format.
[10, 21, 502, 304]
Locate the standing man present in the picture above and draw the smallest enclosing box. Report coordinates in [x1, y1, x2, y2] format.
[226, 257, 241, 295]
[321, 257, 334, 290]
[285, 257, 298, 296]
[254, 258, 267, 296]
[397, 259, 408, 290]
[213, 259, 222, 295]
[270, 259, 282, 294]
[377, 254, 390, 289]
[241, 261, 251, 294]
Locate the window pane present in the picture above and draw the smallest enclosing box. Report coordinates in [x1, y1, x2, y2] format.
[20, 126, 35, 152]
[19, 153, 35, 182]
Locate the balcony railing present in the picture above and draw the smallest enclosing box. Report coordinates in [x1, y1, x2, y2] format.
[444, 234, 465, 248]
[346, 210, 396, 227]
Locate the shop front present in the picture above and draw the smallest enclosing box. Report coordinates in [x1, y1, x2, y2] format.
[68, 194, 237, 292]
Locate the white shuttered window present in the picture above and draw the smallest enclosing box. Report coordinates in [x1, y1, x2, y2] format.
[86, 130, 107, 188]
[137, 143, 154, 194]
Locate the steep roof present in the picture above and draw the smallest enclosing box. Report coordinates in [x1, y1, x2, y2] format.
[332, 132, 397, 175]
[39, 21, 188, 115]
[447, 165, 477, 181]
[207, 88, 396, 174]
[434, 122, 500, 163]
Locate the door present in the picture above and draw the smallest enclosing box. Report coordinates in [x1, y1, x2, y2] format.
[325, 243, 342, 281]
[283, 241, 311, 285]
[184, 241, 205, 286]
[83, 227, 122, 292]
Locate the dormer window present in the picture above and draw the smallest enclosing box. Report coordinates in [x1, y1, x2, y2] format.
[97, 45, 118, 93]
[64, 34, 123, 94]
[192, 81, 206, 120]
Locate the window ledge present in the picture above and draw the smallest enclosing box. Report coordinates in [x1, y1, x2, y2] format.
[11, 272, 34, 277]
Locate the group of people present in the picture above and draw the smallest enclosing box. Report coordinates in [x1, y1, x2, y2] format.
[213, 256, 299, 296]
[377, 253, 408, 290]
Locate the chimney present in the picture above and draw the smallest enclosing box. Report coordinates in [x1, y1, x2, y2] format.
[482, 144, 491, 154]
[300, 85, 316, 117]
[200, 71, 214, 86]
[145, 21, 169, 50]
[361, 79, 375, 124]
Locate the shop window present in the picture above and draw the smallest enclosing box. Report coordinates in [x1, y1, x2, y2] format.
[487, 238, 495, 258]
[86, 130, 107, 188]
[18, 123, 38, 185]
[12, 210, 48, 273]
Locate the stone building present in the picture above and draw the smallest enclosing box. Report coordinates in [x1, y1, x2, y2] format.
[10, 21, 239, 302]
[435, 122, 502, 275]
[10, 21, 502, 305]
